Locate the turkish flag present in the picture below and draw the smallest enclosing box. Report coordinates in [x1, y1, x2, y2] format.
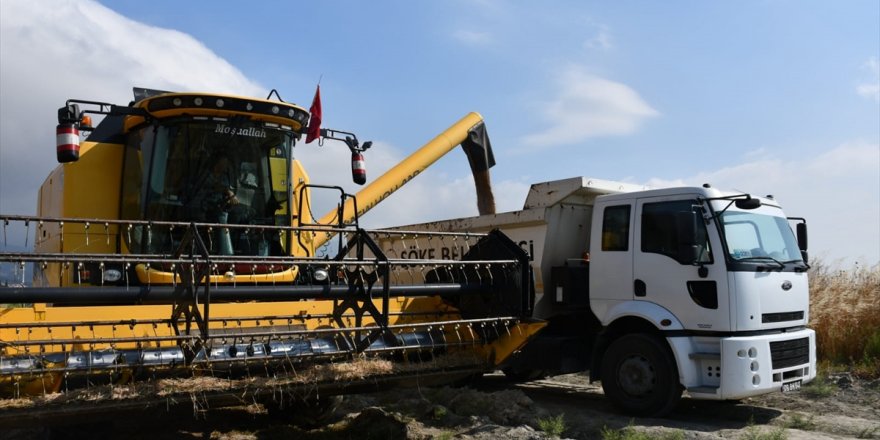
[305, 85, 321, 143]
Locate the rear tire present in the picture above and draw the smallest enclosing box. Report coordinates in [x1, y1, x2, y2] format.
[600, 333, 681, 417]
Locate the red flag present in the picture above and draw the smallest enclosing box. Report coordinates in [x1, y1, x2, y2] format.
[305, 85, 321, 143]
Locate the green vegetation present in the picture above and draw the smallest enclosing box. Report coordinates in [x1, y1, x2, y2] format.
[740, 425, 788, 440]
[800, 373, 836, 398]
[857, 426, 880, 439]
[600, 422, 684, 440]
[431, 405, 448, 420]
[537, 414, 566, 438]
[784, 413, 817, 431]
[435, 431, 454, 440]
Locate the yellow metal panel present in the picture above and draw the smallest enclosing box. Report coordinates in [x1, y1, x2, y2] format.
[62, 141, 123, 221]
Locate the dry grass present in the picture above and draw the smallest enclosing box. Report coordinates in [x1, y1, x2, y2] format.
[809, 260, 880, 378]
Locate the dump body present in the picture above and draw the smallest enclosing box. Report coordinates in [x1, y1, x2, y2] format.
[380, 176, 816, 415]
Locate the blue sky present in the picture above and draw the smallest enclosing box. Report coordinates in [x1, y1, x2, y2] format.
[1, 0, 878, 266]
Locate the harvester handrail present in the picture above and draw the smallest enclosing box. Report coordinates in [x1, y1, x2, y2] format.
[1, 215, 491, 237]
[0, 251, 515, 264]
[0, 214, 356, 234]
[0, 310, 458, 330]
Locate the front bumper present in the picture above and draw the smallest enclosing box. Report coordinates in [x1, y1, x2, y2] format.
[670, 328, 816, 400]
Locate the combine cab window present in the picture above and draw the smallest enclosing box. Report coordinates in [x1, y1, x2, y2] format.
[122, 119, 293, 256]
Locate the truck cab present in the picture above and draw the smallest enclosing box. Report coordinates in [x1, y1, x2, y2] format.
[590, 185, 815, 414]
[380, 177, 816, 416]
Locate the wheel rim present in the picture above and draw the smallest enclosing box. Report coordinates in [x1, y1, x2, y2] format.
[617, 354, 656, 397]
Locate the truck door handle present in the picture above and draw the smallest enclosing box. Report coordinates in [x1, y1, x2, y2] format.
[634, 279, 647, 297]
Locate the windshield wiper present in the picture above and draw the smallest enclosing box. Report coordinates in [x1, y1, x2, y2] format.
[782, 259, 811, 272]
[734, 256, 785, 271]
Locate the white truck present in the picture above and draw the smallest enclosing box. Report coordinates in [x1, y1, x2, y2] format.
[382, 176, 816, 416]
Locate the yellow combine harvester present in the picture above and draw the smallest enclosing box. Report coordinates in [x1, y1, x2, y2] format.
[0, 88, 543, 423]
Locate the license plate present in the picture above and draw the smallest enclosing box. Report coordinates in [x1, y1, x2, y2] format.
[781, 380, 802, 392]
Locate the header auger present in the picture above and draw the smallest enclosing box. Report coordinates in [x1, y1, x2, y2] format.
[0, 87, 542, 425]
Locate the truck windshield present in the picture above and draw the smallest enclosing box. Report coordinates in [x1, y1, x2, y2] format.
[122, 118, 293, 256]
[720, 210, 803, 267]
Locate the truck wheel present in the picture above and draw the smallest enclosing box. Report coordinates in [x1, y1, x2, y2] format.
[600, 333, 681, 417]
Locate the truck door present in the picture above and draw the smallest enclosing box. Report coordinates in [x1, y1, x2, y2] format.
[633, 197, 730, 331]
[589, 203, 634, 303]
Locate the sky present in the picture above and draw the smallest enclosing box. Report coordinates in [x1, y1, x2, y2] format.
[0, 0, 878, 268]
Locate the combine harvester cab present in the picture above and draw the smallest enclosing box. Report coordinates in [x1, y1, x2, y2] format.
[0, 88, 544, 425]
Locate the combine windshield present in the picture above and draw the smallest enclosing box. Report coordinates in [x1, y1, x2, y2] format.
[122, 118, 294, 255]
[719, 209, 804, 270]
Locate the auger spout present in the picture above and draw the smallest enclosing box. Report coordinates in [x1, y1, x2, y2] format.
[311, 112, 496, 250]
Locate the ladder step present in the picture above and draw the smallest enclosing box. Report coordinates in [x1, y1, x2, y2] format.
[687, 386, 719, 394]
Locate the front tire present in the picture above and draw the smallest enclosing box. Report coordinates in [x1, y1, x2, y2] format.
[600, 333, 681, 417]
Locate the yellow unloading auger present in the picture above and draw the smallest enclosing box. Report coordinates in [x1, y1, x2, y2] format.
[306, 111, 497, 252]
[0, 88, 543, 424]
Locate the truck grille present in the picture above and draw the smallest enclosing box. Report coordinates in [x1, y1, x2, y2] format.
[762, 311, 804, 323]
[770, 337, 809, 369]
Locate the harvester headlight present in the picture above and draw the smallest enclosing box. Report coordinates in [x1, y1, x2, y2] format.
[194, 97, 203, 106]
[314, 268, 329, 282]
[172, 98, 182, 107]
[103, 269, 123, 283]
[216, 98, 225, 108]
[271, 105, 279, 114]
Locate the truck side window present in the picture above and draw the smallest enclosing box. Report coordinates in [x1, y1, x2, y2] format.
[641, 200, 712, 264]
[602, 205, 631, 251]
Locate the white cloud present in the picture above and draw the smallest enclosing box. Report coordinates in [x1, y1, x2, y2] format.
[0, 0, 264, 217]
[583, 25, 613, 51]
[857, 57, 880, 102]
[522, 67, 658, 148]
[643, 142, 880, 267]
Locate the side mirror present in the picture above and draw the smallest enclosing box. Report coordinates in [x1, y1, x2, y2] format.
[796, 222, 808, 251]
[796, 222, 809, 264]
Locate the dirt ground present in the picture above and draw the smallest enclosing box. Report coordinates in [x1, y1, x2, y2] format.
[3, 370, 879, 440]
